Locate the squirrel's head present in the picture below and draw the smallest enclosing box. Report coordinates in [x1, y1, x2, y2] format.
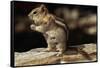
[28, 4, 48, 21]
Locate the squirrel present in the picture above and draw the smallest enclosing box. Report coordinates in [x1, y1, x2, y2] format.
[28, 4, 68, 56]
[28, 4, 93, 60]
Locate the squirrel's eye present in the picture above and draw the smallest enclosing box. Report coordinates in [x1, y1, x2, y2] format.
[33, 11, 37, 14]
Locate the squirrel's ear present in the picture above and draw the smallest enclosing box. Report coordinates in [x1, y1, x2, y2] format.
[40, 4, 46, 10]
[40, 4, 48, 12]
[40, 4, 46, 8]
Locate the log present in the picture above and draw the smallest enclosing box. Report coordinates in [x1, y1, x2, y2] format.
[15, 43, 97, 66]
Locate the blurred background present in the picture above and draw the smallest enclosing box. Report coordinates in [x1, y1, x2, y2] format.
[12, 1, 97, 52]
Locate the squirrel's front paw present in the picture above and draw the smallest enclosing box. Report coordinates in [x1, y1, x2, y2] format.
[30, 24, 36, 30]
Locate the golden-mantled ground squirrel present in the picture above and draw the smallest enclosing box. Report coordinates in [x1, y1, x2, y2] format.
[28, 4, 68, 56]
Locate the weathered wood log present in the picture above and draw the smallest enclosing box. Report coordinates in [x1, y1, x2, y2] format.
[15, 43, 97, 66]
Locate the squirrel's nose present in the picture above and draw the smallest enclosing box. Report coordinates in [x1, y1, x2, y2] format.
[28, 13, 33, 20]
